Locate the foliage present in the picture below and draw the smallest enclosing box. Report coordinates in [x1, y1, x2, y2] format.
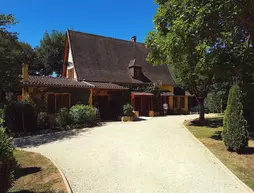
[37, 112, 49, 130]
[70, 105, 96, 125]
[123, 103, 134, 116]
[4, 100, 37, 133]
[205, 83, 230, 113]
[0, 127, 17, 193]
[0, 108, 4, 126]
[35, 30, 65, 75]
[55, 108, 72, 128]
[0, 14, 21, 94]
[146, 0, 254, 121]
[223, 85, 249, 153]
[205, 93, 223, 113]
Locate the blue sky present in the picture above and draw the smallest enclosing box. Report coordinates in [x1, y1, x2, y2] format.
[2, 0, 157, 47]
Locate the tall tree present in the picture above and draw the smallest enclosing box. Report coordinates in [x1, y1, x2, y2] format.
[146, 0, 254, 121]
[36, 30, 65, 75]
[0, 14, 21, 95]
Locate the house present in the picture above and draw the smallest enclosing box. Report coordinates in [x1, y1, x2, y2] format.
[22, 30, 191, 119]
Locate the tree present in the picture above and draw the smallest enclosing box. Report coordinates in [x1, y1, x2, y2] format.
[205, 82, 230, 113]
[0, 14, 21, 95]
[146, 1, 227, 120]
[146, 0, 254, 121]
[18, 42, 37, 72]
[223, 85, 249, 153]
[36, 30, 65, 75]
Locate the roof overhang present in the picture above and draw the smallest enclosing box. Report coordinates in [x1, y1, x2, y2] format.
[131, 92, 154, 96]
[86, 81, 128, 90]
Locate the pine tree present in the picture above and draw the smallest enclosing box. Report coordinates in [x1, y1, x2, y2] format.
[223, 85, 249, 153]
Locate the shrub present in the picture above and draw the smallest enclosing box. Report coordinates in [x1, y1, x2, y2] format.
[223, 85, 249, 153]
[0, 108, 4, 126]
[5, 100, 37, 133]
[123, 103, 134, 116]
[56, 108, 72, 128]
[37, 112, 49, 130]
[70, 105, 96, 125]
[0, 128, 17, 193]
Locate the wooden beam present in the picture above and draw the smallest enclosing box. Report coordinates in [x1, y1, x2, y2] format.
[89, 89, 93, 106]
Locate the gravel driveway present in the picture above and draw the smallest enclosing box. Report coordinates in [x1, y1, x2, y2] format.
[15, 115, 252, 193]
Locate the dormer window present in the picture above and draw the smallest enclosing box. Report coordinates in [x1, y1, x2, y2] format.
[134, 67, 141, 78]
[129, 58, 142, 79]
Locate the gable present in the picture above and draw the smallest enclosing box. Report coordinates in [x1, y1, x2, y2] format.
[67, 30, 176, 85]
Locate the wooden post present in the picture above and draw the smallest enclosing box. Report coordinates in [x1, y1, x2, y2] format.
[141, 96, 143, 115]
[89, 89, 93, 106]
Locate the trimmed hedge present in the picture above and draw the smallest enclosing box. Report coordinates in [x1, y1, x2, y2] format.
[37, 112, 49, 130]
[223, 85, 249, 153]
[56, 107, 72, 128]
[70, 105, 96, 125]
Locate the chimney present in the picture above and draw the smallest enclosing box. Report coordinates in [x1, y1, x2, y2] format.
[132, 36, 137, 43]
[22, 63, 29, 81]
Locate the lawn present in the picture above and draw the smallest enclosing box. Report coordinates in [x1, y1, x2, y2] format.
[185, 116, 254, 190]
[9, 150, 67, 193]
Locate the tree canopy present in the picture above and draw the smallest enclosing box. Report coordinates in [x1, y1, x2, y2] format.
[0, 14, 21, 94]
[146, 0, 254, 120]
[35, 30, 65, 75]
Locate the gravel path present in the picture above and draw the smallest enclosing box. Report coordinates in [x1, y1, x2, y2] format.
[16, 115, 252, 193]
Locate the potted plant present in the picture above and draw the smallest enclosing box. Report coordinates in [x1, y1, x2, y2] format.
[122, 104, 134, 122]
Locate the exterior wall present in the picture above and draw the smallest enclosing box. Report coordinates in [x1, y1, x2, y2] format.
[173, 96, 188, 113]
[23, 86, 90, 113]
[160, 84, 174, 111]
[66, 46, 78, 80]
[184, 95, 188, 112]
[160, 84, 189, 113]
[160, 85, 174, 92]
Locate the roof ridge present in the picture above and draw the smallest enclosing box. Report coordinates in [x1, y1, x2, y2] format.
[68, 29, 145, 45]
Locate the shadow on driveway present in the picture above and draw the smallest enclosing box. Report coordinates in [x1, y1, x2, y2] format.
[14, 128, 91, 148]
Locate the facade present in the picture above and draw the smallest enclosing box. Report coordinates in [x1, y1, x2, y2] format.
[22, 30, 191, 119]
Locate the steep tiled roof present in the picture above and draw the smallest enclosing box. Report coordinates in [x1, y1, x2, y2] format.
[23, 76, 93, 88]
[23, 76, 127, 90]
[67, 30, 176, 85]
[86, 81, 128, 90]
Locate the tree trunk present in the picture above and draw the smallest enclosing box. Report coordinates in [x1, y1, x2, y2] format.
[199, 99, 205, 121]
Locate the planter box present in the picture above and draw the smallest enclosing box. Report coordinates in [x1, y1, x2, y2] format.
[134, 111, 139, 117]
[149, 111, 155, 117]
[121, 116, 134, 122]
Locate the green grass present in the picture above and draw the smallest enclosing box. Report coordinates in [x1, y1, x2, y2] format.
[9, 150, 67, 193]
[185, 116, 254, 190]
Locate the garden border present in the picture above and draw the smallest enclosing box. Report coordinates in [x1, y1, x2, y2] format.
[17, 149, 73, 193]
[182, 122, 253, 193]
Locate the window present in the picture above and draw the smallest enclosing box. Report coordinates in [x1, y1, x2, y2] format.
[134, 67, 141, 77]
[47, 93, 70, 114]
[180, 97, 185, 108]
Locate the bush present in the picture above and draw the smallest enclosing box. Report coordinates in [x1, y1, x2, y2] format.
[5, 100, 37, 133]
[0, 128, 17, 193]
[37, 112, 49, 130]
[56, 108, 72, 128]
[223, 85, 249, 153]
[0, 108, 4, 126]
[123, 103, 134, 116]
[70, 105, 96, 125]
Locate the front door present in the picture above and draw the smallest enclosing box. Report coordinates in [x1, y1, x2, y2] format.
[97, 96, 109, 120]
